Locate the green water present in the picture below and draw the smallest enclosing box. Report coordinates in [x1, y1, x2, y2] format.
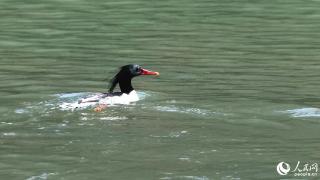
[1, 0, 320, 179]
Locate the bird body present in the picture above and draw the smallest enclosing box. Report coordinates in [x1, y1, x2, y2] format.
[70, 64, 159, 111]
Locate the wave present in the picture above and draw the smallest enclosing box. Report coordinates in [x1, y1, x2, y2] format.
[150, 105, 222, 117]
[285, 108, 320, 118]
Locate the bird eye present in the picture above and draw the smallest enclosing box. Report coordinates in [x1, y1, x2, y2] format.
[136, 67, 141, 72]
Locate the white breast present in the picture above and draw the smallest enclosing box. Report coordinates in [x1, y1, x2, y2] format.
[99, 90, 139, 105]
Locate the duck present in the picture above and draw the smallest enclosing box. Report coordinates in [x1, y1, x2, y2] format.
[78, 64, 159, 111]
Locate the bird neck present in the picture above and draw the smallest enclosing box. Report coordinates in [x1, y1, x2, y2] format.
[118, 77, 134, 94]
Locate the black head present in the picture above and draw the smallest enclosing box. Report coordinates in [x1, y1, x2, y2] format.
[108, 64, 159, 93]
[119, 64, 160, 77]
[120, 64, 142, 78]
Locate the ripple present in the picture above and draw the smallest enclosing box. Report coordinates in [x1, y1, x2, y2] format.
[150, 130, 188, 138]
[99, 116, 128, 121]
[55, 92, 88, 99]
[178, 157, 191, 162]
[285, 108, 320, 118]
[1, 122, 14, 125]
[153, 105, 219, 117]
[14, 108, 29, 114]
[25, 172, 57, 180]
[2, 132, 16, 136]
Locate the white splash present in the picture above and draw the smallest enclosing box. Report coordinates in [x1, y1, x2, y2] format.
[286, 108, 320, 118]
[59, 90, 139, 111]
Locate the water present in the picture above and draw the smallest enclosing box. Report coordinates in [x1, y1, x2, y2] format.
[1, 0, 320, 179]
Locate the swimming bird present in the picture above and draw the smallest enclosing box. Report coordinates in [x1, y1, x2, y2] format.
[78, 64, 159, 111]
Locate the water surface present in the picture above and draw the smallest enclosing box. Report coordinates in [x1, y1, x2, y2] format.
[1, 0, 320, 179]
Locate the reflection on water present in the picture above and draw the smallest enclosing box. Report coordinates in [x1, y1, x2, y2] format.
[1, 0, 320, 179]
